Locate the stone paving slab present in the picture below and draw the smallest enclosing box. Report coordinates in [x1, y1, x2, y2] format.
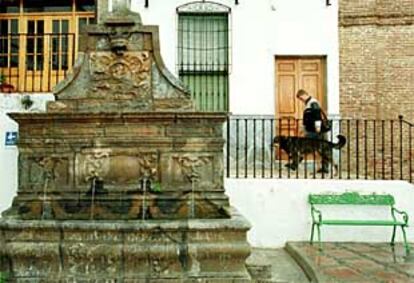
[249, 248, 310, 283]
[286, 242, 414, 282]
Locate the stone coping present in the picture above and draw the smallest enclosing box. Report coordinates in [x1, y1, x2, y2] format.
[0, 207, 251, 231]
[285, 242, 319, 282]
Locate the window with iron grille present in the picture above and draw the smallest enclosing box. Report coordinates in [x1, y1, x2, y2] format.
[177, 2, 230, 112]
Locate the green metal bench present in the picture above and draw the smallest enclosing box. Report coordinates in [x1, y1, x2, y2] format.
[309, 192, 410, 255]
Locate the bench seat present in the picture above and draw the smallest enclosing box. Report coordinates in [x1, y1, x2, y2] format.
[319, 220, 405, 226]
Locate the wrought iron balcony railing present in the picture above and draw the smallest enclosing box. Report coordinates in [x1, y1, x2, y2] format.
[225, 115, 414, 183]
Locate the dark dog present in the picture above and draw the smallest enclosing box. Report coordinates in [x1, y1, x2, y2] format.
[273, 135, 346, 174]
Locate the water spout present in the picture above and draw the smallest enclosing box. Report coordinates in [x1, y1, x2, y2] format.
[41, 177, 52, 220]
[189, 175, 198, 219]
[90, 177, 97, 220]
[140, 177, 151, 220]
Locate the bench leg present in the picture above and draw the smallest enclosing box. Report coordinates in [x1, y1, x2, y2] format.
[310, 223, 315, 244]
[317, 224, 322, 251]
[401, 226, 410, 256]
[391, 225, 397, 247]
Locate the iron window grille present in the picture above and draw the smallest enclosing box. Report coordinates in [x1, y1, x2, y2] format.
[177, 2, 231, 112]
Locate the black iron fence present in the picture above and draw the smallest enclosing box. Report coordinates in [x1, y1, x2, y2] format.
[224, 115, 414, 182]
[0, 33, 76, 93]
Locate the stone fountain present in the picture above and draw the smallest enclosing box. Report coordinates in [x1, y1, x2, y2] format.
[0, 2, 253, 282]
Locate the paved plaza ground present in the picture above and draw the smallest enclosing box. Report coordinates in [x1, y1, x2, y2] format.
[254, 242, 414, 282]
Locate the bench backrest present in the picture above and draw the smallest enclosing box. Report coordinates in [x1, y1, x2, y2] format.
[309, 192, 395, 206]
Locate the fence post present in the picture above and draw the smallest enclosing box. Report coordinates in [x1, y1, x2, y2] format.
[226, 116, 230, 178]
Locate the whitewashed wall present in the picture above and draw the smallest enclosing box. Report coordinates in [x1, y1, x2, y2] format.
[226, 179, 414, 248]
[0, 93, 54, 213]
[132, 0, 340, 115]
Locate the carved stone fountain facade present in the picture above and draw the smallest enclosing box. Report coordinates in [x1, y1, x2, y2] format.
[0, 5, 253, 282]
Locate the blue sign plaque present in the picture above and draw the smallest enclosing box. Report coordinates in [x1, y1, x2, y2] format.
[5, 131, 18, 146]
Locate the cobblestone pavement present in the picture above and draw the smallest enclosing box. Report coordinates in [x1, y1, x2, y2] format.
[286, 242, 414, 282]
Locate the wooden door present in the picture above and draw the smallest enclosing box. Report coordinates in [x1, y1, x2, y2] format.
[274, 57, 326, 160]
[275, 57, 326, 137]
[20, 16, 75, 92]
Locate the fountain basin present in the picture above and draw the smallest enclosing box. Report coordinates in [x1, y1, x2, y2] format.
[0, 209, 251, 281]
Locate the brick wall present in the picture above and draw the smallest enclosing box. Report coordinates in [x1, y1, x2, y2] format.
[339, 0, 414, 121]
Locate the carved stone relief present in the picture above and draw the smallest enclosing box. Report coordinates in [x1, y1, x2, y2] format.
[89, 51, 151, 102]
[77, 150, 158, 186]
[24, 156, 69, 190]
[81, 149, 111, 182]
[171, 155, 213, 185]
[138, 153, 158, 180]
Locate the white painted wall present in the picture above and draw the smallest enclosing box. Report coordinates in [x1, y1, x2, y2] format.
[0, 93, 54, 213]
[0, 96, 412, 247]
[132, 0, 340, 115]
[226, 179, 414, 248]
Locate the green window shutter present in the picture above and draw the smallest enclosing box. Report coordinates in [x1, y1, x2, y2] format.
[178, 13, 229, 112]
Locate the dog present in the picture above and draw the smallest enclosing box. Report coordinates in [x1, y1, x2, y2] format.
[273, 135, 346, 174]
